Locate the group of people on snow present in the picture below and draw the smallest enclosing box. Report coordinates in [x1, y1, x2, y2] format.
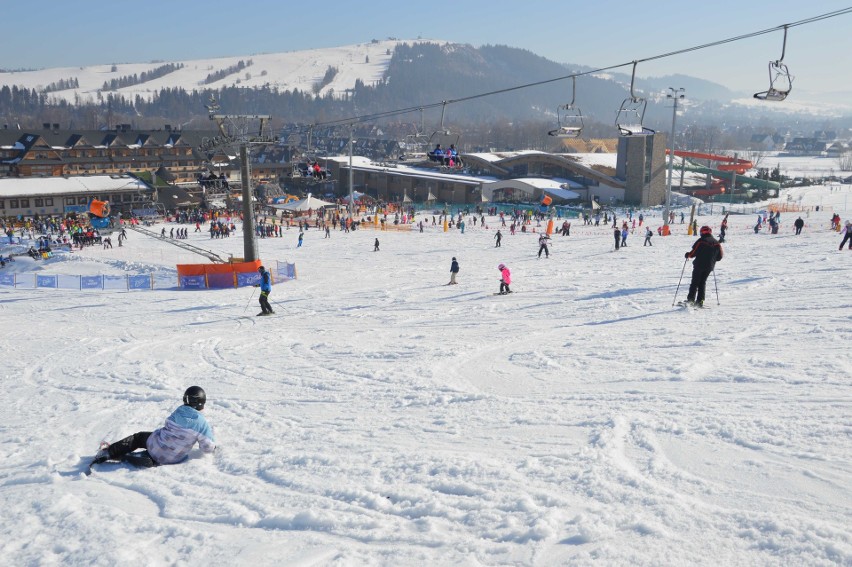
[86, 205, 852, 474]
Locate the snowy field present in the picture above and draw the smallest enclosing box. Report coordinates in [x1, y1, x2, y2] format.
[0, 193, 851, 566]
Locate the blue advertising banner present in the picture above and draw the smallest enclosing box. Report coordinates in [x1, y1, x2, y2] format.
[237, 272, 261, 288]
[36, 275, 58, 288]
[180, 275, 206, 289]
[81, 275, 103, 290]
[207, 273, 235, 289]
[128, 275, 152, 290]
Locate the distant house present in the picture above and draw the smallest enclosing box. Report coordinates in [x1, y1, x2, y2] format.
[749, 134, 775, 151]
[748, 134, 786, 151]
[825, 142, 848, 157]
[784, 138, 826, 156]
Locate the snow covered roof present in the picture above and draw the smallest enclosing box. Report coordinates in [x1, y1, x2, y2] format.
[567, 152, 618, 170]
[0, 175, 148, 197]
[326, 155, 491, 185]
[465, 150, 549, 162]
[512, 177, 579, 190]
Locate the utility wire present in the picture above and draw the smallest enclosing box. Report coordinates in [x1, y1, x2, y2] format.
[308, 7, 852, 130]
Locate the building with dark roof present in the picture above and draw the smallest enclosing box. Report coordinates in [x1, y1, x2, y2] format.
[0, 127, 218, 182]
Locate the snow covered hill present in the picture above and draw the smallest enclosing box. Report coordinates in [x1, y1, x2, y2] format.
[0, 39, 433, 104]
[1, 177, 851, 565]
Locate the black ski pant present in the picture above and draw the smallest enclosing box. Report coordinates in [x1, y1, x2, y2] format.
[840, 233, 852, 250]
[500, 282, 511, 294]
[259, 290, 272, 314]
[687, 267, 713, 303]
[108, 431, 151, 460]
[538, 244, 549, 258]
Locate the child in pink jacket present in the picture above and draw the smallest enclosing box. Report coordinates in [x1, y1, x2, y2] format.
[498, 263, 512, 294]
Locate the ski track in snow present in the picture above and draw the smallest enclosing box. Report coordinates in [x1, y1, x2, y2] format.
[0, 203, 851, 566]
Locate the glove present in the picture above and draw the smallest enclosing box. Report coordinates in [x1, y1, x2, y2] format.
[684, 252, 690, 258]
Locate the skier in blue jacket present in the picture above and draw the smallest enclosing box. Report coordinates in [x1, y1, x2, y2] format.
[91, 386, 215, 468]
[256, 265, 274, 315]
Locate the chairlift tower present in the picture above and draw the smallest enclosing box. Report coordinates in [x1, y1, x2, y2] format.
[664, 88, 685, 229]
[198, 97, 278, 261]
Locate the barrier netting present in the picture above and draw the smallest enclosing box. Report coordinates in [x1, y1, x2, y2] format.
[0, 260, 296, 291]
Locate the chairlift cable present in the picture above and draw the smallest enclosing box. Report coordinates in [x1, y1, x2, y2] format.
[308, 7, 852, 129]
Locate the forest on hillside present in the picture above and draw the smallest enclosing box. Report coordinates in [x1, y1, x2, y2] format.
[1, 43, 848, 153]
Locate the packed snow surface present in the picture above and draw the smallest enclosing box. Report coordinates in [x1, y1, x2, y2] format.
[1, 195, 850, 565]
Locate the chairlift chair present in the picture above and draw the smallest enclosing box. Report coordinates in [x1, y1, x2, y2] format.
[615, 62, 655, 136]
[401, 111, 430, 159]
[427, 102, 463, 167]
[548, 76, 584, 139]
[754, 26, 793, 102]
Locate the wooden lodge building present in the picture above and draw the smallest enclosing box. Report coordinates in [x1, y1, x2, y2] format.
[0, 125, 216, 181]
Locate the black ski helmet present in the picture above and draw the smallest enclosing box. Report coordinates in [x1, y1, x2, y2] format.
[183, 386, 206, 410]
[258, 265, 265, 273]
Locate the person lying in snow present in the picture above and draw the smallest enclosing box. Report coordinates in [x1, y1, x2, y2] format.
[91, 386, 215, 468]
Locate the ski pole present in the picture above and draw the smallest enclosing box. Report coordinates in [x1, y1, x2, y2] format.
[243, 287, 257, 313]
[712, 269, 720, 305]
[673, 258, 688, 306]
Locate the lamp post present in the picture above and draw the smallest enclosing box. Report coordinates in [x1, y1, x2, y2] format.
[348, 124, 354, 219]
[664, 87, 685, 229]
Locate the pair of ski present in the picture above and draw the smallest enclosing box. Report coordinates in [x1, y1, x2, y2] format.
[676, 301, 710, 309]
[86, 442, 156, 475]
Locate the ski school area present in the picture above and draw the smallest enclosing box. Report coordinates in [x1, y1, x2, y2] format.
[1, 180, 850, 565]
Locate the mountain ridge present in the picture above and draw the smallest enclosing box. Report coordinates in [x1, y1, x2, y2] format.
[1, 40, 849, 133]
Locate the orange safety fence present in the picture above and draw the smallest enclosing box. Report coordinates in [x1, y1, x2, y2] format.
[176, 260, 263, 289]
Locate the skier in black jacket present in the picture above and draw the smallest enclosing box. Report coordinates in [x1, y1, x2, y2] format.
[684, 226, 723, 306]
[448, 257, 460, 285]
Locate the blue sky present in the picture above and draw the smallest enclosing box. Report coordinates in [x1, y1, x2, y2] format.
[3, 1, 851, 95]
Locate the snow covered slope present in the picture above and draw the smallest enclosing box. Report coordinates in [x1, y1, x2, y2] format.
[1, 181, 851, 565]
[0, 39, 435, 104]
